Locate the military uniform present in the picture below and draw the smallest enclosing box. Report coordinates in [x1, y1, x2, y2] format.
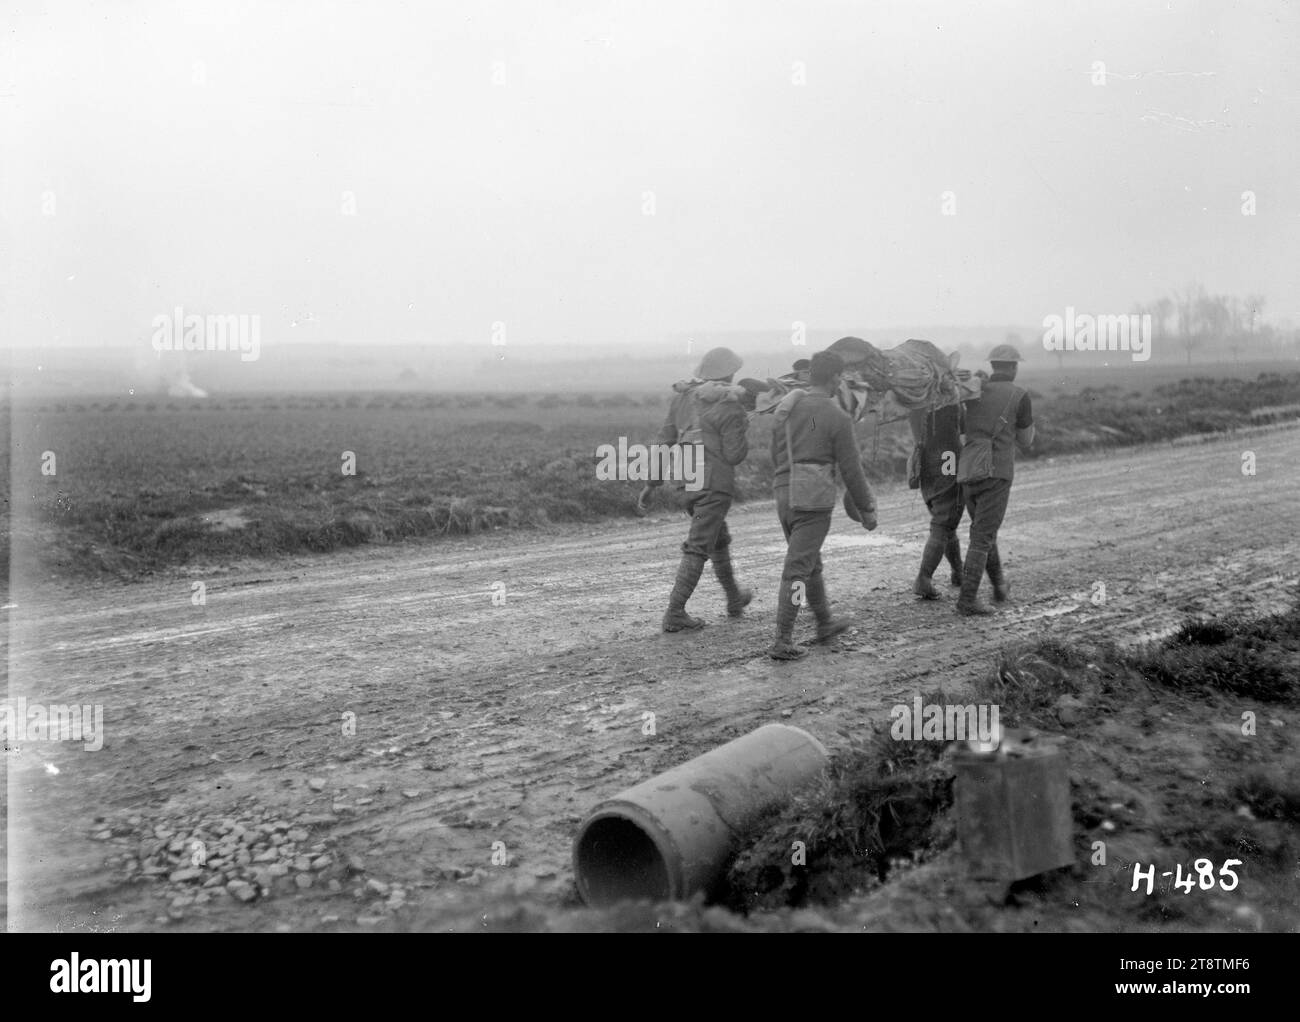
[908, 402, 966, 595]
[768, 389, 877, 658]
[657, 386, 749, 558]
[957, 371, 1034, 612]
[660, 349, 753, 632]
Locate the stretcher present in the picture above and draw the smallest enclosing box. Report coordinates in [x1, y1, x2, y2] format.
[753, 336, 982, 425]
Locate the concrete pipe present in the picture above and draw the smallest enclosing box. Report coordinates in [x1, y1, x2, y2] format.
[572, 723, 829, 906]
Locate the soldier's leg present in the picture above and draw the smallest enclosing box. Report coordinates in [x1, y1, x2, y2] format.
[913, 496, 947, 601]
[978, 480, 1011, 546]
[707, 502, 753, 616]
[769, 488, 805, 659]
[945, 499, 965, 586]
[915, 484, 961, 599]
[663, 491, 723, 632]
[957, 479, 1011, 616]
[979, 481, 1012, 601]
[805, 544, 850, 644]
[769, 504, 831, 660]
[957, 482, 990, 615]
[985, 541, 1009, 601]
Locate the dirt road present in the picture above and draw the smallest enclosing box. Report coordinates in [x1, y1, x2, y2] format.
[6, 425, 1298, 931]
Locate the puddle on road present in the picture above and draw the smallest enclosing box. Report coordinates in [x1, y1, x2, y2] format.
[1014, 602, 1081, 622]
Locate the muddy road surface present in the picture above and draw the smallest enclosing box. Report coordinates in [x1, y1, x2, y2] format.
[5, 425, 1298, 931]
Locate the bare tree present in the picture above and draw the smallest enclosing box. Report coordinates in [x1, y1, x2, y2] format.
[1197, 292, 1232, 366]
[1142, 289, 1264, 365]
[1226, 295, 1243, 339]
[1245, 294, 1266, 332]
[1173, 282, 1207, 366]
[1245, 294, 1267, 357]
[1227, 298, 1246, 368]
[1153, 296, 1174, 343]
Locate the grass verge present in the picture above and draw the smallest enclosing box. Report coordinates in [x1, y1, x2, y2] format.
[713, 599, 1299, 931]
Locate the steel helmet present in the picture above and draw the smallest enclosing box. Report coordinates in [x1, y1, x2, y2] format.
[988, 343, 1023, 363]
[696, 346, 743, 381]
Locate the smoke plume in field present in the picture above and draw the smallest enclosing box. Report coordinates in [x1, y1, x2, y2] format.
[130, 346, 208, 398]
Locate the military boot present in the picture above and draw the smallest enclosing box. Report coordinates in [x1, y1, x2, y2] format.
[985, 543, 1010, 602]
[946, 534, 964, 586]
[806, 570, 850, 644]
[711, 550, 754, 617]
[955, 546, 994, 616]
[766, 577, 807, 660]
[663, 553, 708, 632]
[913, 532, 947, 600]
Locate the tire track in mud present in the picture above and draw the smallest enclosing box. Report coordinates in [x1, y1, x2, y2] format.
[6, 425, 1298, 929]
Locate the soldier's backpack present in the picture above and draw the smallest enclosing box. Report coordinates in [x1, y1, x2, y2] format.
[671, 379, 744, 446]
[956, 390, 1020, 484]
[782, 391, 839, 511]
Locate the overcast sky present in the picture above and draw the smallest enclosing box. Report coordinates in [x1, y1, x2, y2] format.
[4, 0, 1297, 351]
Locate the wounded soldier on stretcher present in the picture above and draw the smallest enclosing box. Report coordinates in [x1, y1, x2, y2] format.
[634, 336, 979, 515]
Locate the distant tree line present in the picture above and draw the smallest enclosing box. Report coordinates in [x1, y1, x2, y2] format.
[1135, 286, 1292, 366]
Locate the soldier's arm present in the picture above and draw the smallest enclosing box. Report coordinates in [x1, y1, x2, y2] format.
[694, 380, 745, 404]
[643, 396, 682, 493]
[770, 423, 783, 475]
[718, 404, 749, 466]
[833, 414, 876, 514]
[1015, 392, 1035, 449]
[653, 396, 679, 447]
